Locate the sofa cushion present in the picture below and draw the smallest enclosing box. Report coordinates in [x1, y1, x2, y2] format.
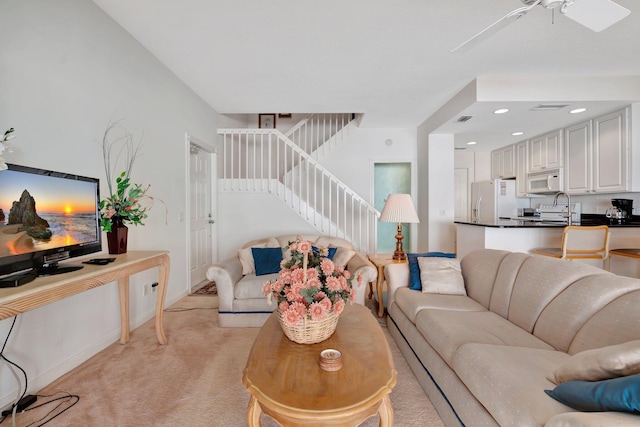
[418, 257, 466, 295]
[533, 274, 638, 353]
[488, 252, 530, 319]
[239, 243, 266, 275]
[407, 252, 456, 291]
[549, 340, 640, 384]
[569, 290, 640, 355]
[545, 374, 640, 413]
[234, 273, 279, 300]
[251, 247, 283, 276]
[460, 249, 510, 309]
[416, 309, 554, 368]
[508, 255, 606, 334]
[394, 287, 485, 323]
[453, 343, 572, 426]
[332, 247, 355, 268]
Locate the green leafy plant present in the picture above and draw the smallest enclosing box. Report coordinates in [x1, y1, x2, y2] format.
[99, 120, 162, 232]
[99, 171, 150, 232]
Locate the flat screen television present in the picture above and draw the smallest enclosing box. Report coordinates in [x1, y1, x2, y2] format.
[0, 163, 102, 287]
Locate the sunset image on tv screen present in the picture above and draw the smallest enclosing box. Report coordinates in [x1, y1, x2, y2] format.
[0, 169, 99, 257]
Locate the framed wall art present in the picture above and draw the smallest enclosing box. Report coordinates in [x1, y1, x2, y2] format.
[259, 114, 276, 129]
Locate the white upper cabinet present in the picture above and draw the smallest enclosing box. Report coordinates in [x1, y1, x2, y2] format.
[515, 141, 528, 197]
[593, 108, 628, 193]
[565, 108, 629, 194]
[565, 121, 592, 194]
[528, 130, 563, 172]
[490, 144, 516, 179]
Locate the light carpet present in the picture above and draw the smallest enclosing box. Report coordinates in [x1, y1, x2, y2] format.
[13, 297, 444, 426]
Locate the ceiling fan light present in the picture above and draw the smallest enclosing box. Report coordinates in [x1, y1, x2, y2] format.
[541, 0, 564, 9]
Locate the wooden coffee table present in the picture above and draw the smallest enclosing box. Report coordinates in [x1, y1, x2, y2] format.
[242, 304, 397, 426]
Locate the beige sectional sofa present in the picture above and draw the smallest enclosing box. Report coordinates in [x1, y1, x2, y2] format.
[385, 248, 640, 426]
[206, 234, 377, 327]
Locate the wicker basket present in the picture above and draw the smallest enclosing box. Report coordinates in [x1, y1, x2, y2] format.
[277, 310, 340, 344]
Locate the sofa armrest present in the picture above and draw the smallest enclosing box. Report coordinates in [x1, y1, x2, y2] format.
[384, 263, 410, 310]
[206, 257, 243, 312]
[346, 252, 377, 306]
[545, 411, 640, 426]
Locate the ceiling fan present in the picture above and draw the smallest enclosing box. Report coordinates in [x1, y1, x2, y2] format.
[451, 0, 630, 53]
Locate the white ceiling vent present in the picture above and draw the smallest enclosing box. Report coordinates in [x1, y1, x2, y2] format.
[456, 115, 473, 123]
[530, 104, 570, 111]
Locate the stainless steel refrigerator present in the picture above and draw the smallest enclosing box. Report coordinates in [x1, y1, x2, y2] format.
[470, 180, 519, 222]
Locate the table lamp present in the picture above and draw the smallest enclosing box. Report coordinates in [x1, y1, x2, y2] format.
[379, 194, 420, 261]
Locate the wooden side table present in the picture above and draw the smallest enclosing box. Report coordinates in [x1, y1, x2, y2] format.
[367, 254, 407, 317]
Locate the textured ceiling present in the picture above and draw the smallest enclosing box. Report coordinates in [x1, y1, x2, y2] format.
[91, 0, 640, 151]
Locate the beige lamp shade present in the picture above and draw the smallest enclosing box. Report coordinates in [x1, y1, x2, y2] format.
[379, 194, 419, 261]
[379, 194, 420, 224]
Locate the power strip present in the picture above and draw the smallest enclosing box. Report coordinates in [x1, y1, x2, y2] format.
[1, 394, 37, 416]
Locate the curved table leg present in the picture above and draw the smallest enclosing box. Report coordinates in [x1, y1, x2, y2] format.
[247, 395, 262, 427]
[378, 394, 393, 427]
[376, 271, 385, 317]
[155, 255, 170, 345]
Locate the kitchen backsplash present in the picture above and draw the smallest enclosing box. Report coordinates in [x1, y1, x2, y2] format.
[529, 192, 640, 215]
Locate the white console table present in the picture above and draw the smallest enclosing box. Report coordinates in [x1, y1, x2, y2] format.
[0, 250, 170, 345]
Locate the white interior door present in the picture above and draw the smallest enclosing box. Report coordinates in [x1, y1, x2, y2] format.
[189, 143, 216, 289]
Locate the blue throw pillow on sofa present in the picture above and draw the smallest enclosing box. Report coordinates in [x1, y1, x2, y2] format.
[545, 373, 640, 413]
[251, 247, 283, 276]
[312, 246, 337, 260]
[408, 252, 456, 291]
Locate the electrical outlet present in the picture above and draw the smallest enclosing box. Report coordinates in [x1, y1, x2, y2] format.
[143, 283, 150, 296]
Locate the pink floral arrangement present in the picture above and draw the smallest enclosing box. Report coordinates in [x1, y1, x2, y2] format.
[262, 236, 362, 326]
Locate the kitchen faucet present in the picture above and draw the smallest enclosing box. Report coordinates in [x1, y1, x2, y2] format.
[552, 191, 572, 225]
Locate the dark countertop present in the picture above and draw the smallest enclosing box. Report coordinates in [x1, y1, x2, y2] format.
[456, 214, 640, 229]
[455, 220, 568, 228]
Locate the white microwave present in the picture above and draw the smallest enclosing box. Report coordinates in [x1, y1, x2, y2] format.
[526, 169, 563, 194]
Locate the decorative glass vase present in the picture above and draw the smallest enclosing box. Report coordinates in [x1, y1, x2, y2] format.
[277, 309, 340, 344]
[107, 216, 128, 254]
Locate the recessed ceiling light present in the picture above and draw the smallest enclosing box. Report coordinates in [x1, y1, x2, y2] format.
[467, 141, 477, 145]
[512, 131, 524, 136]
[570, 108, 587, 114]
[493, 108, 509, 114]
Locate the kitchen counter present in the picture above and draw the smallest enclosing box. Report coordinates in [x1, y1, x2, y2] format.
[455, 219, 640, 278]
[455, 220, 567, 228]
[455, 214, 640, 228]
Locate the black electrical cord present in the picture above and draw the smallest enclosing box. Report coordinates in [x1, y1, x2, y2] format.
[24, 392, 80, 427]
[0, 316, 28, 422]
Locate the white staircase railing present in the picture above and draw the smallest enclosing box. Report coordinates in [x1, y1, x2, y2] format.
[285, 113, 355, 159]
[217, 128, 378, 253]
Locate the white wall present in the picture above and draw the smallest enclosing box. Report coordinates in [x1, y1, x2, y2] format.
[0, 0, 219, 407]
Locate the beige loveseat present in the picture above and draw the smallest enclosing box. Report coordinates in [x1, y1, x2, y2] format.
[385, 248, 640, 426]
[206, 234, 377, 327]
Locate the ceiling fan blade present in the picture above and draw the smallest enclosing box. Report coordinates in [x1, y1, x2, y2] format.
[451, 0, 542, 53]
[561, 0, 630, 32]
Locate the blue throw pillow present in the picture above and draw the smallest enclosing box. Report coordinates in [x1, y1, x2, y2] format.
[312, 246, 337, 260]
[545, 374, 640, 413]
[251, 247, 283, 276]
[407, 252, 456, 291]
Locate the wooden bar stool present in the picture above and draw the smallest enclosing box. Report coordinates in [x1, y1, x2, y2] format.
[532, 225, 611, 271]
